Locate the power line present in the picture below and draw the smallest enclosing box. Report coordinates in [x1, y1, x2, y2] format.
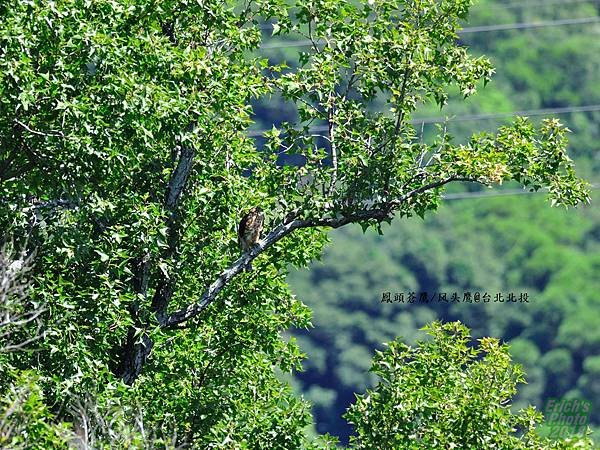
[414, 104, 600, 124]
[442, 183, 599, 201]
[258, 0, 600, 30]
[260, 16, 600, 49]
[460, 15, 600, 33]
[247, 103, 600, 137]
[487, 0, 600, 10]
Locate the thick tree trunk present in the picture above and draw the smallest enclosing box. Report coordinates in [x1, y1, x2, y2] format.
[119, 331, 153, 385]
[116, 147, 195, 384]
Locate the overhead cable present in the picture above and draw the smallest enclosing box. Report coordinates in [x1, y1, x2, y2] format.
[259, 16, 600, 49]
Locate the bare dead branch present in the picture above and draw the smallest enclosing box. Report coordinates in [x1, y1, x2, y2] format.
[68, 395, 186, 450]
[0, 243, 49, 353]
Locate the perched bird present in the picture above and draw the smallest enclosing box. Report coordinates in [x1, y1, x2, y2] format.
[238, 206, 264, 271]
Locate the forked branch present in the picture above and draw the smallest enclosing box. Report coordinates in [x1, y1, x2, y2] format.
[164, 175, 477, 328]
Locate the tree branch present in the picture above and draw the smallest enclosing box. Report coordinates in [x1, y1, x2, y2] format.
[31, 199, 79, 211]
[163, 217, 304, 328]
[14, 119, 64, 138]
[328, 95, 338, 195]
[118, 146, 195, 383]
[165, 147, 195, 211]
[164, 175, 476, 328]
[153, 145, 195, 322]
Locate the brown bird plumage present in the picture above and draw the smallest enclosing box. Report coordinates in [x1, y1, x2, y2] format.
[238, 206, 264, 270]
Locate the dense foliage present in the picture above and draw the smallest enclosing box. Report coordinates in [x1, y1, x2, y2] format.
[346, 322, 595, 449]
[0, 0, 594, 447]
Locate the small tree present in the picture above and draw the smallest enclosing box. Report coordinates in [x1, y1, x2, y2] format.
[345, 321, 595, 449]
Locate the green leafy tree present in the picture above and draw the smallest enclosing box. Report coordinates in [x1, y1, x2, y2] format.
[345, 321, 595, 449]
[0, 0, 590, 446]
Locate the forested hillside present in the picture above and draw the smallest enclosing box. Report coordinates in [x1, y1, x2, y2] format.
[285, 0, 600, 441]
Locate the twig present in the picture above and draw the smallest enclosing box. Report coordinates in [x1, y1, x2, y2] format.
[14, 119, 64, 138]
[328, 94, 338, 194]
